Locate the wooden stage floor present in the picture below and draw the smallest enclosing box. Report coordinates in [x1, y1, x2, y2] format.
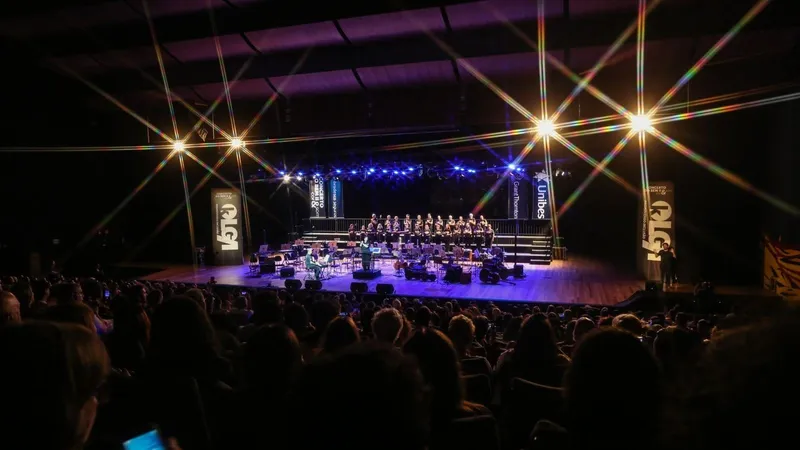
[140, 257, 643, 306]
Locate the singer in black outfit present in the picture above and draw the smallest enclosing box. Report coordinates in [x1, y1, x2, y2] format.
[657, 242, 677, 289]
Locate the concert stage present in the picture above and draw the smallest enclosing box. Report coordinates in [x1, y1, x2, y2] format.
[140, 257, 644, 306]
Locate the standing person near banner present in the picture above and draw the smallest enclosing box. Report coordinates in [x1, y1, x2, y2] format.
[658, 242, 677, 290]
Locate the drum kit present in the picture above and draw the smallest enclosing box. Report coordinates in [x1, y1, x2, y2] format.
[478, 249, 516, 285]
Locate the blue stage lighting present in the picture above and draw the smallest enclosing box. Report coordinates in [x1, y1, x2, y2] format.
[298, 171, 304, 176]
[393, 170, 399, 174]
[408, 167, 415, 172]
[350, 170, 357, 174]
[401, 170, 406, 175]
[314, 172, 321, 177]
[335, 169, 341, 174]
[381, 169, 388, 174]
[454, 166, 461, 171]
[369, 168, 375, 173]
[507, 164, 516, 170]
[279, 170, 285, 175]
[468, 169, 476, 173]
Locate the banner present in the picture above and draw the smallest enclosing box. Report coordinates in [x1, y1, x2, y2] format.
[507, 173, 530, 219]
[533, 172, 551, 220]
[310, 175, 326, 218]
[212, 189, 243, 266]
[637, 181, 675, 280]
[328, 179, 344, 218]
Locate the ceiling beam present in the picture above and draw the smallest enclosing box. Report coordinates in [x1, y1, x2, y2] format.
[26, 0, 477, 57]
[81, 2, 798, 94]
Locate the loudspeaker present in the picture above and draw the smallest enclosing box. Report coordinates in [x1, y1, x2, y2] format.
[376, 283, 395, 295]
[459, 271, 472, 284]
[350, 282, 368, 294]
[284, 279, 302, 291]
[444, 265, 463, 283]
[280, 266, 295, 278]
[305, 279, 323, 291]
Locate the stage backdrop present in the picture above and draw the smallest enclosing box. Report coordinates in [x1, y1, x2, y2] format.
[533, 172, 551, 220]
[310, 175, 326, 218]
[637, 181, 675, 280]
[212, 189, 243, 266]
[507, 173, 530, 219]
[328, 179, 344, 217]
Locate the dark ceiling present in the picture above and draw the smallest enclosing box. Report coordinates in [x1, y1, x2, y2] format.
[0, 0, 798, 141]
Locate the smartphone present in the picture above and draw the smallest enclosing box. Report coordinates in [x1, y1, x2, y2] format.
[339, 312, 349, 317]
[123, 429, 166, 450]
[241, 291, 248, 296]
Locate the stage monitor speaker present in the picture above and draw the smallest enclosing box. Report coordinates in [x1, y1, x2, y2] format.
[513, 265, 525, 278]
[280, 267, 295, 278]
[444, 265, 463, 283]
[350, 282, 368, 294]
[284, 279, 302, 291]
[376, 283, 395, 295]
[305, 280, 323, 291]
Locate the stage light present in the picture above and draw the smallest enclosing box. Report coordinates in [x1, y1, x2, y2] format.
[408, 167, 415, 172]
[314, 172, 321, 177]
[536, 119, 555, 137]
[381, 169, 388, 174]
[296, 175, 303, 181]
[369, 168, 375, 173]
[392, 170, 398, 175]
[335, 169, 342, 174]
[172, 141, 185, 152]
[283, 175, 291, 182]
[230, 138, 243, 149]
[508, 164, 516, 170]
[298, 171, 304, 176]
[454, 165, 461, 171]
[279, 170, 285, 175]
[350, 170, 357, 174]
[401, 170, 406, 175]
[468, 169, 476, 173]
[631, 114, 653, 132]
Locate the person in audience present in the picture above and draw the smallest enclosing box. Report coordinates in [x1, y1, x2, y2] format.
[372, 307, 404, 345]
[227, 295, 251, 327]
[49, 282, 110, 334]
[45, 303, 97, 332]
[560, 317, 595, 356]
[321, 316, 361, 354]
[290, 343, 429, 450]
[404, 328, 491, 433]
[415, 305, 432, 328]
[1, 291, 21, 325]
[238, 291, 282, 342]
[653, 326, 702, 383]
[233, 324, 303, 449]
[105, 295, 150, 372]
[284, 302, 313, 341]
[562, 328, 661, 449]
[0, 322, 109, 450]
[612, 313, 645, 337]
[496, 314, 570, 389]
[11, 281, 33, 318]
[304, 298, 340, 351]
[448, 315, 492, 377]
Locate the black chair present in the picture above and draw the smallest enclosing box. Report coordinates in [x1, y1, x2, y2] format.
[461, 356, 492, 377]
[430, 415, 500, 450]
[462, 374, 492, 406]
[503, 377, 563, 450]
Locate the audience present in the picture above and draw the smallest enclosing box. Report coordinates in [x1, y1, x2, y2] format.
[0, 269, 786, 449]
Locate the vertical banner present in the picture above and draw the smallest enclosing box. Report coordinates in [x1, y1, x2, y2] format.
[309, 175, 326, 218]
[328, 179, 344, 218]
[507, 173, 530, 219]
[212, 189, 243, 266]
[637, 182, 675, 280]
[533, 172, 551, 220]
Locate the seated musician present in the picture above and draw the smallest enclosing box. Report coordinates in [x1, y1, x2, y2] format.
[305, 249, 325, 280]
[468, 213, 477, 228]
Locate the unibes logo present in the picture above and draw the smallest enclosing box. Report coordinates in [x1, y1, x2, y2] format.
[217, 203, 239, 250]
